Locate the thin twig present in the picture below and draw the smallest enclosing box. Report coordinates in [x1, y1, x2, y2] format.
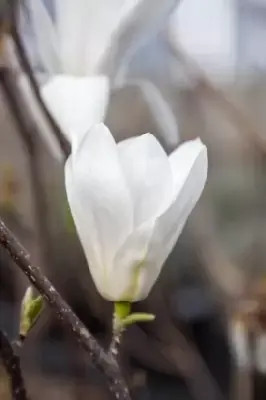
[0, 218, 131, 400]
[109, 333, 122, 360]
[109, 314, 123, 361]
[0, 329, 29, 400]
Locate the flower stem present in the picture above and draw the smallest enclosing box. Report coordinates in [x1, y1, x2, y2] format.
[109, 311, 124, 360]
[109, 328, 122, 360]
[109, 302, 156, 360]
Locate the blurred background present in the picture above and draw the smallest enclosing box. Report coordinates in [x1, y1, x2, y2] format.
[1, 0, 266, 399]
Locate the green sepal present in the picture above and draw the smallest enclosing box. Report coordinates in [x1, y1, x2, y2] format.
[113, 302, 155, 332]
[121, 312, 155, 327]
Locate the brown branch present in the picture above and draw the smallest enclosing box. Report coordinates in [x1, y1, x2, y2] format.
[109, 333, 122, 360]
[0, 329, 30, 400]
[0, 218, 131, 400]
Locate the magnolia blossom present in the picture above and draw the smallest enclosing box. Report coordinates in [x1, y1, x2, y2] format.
[65, 123, 207, 301]
[23, 0, 181, 152]
[27, 0, 147, 76]
[26, 0, 114, 147]
[25, 0, 145, 149]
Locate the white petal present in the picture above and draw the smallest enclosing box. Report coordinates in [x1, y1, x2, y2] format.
[107, 221, 155, 301]
[229, 321, 250, 369]
[141, 139, 208, 292]
[55, 0, 143, 75]
[27, 0, 59, 73]
[169, 139, 207, 191]
[65, 156, 103, 293]
[118, 134, 173, 228]
[56, 0, 94, 74]
[65, 124, 133, 292]
[111, 0, 178, 84]
[155, 138, 207, 255]
[111, 138, 207, 302]
[40, 75, 109, 149]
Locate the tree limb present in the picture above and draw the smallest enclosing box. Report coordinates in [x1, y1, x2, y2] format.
[0, 329, 29, 400]
[0, 218, 131, 400]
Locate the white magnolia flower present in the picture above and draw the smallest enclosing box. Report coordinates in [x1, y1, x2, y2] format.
[25, 0, 116, 148]
[65, 123, 207, 301]
[27, 0, 145, 76]
[22, 0, 179, 154]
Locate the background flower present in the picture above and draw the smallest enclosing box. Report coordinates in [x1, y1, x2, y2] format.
[18, 0, 180, 155]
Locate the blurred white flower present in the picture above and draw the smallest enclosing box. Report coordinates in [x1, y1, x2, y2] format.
[41, 75, 109, 151]
[229, 319, 251, 369]
[21, 0, 180, 154]
[102, 0, 180, 83]
[26, 0, 121, 147]
[27, 0, 145, 76]
[65, 123, 207, 301]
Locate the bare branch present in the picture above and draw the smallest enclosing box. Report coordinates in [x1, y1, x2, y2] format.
[109, 332, 122, 360]
[0, 329, 30, 400]
[0, 218, 131, 400]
